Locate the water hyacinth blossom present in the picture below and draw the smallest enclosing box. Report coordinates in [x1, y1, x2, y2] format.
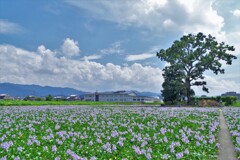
[0, 106, 222, 159]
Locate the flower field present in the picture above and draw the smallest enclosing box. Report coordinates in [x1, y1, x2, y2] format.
[223, 107, 240, 158]
[0, 106, 220, 159]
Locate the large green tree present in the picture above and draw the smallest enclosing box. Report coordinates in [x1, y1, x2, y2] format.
[162, 65, 195, 104]
[157, 32, 237, 104]
[161, 65, 185, 104]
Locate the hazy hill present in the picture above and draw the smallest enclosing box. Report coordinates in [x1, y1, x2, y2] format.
[0, 83, 86, 97]
[0, 83, 161, 98]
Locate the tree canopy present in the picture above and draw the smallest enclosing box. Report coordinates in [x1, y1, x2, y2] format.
[157, 32, 237, 104]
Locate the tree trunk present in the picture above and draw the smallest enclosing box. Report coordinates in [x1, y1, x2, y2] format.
[185, 78, 191, 105]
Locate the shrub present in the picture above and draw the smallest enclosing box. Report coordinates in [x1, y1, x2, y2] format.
[198, 100, 220, 107]
[221, 96, 237, 106]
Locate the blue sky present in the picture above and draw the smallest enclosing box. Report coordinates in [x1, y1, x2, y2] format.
[0, 0, 239, 96]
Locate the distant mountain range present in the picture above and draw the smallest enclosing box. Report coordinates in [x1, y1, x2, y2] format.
[0, 83, 86, 97]
[0, 83, 161, 98]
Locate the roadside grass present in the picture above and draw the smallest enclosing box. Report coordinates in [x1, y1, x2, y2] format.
[0, 100, 162, 106]
[232, 101, 240, 107]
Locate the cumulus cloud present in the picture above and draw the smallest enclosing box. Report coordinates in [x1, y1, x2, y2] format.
[0, 19, 23, 34]
[37, 45, 56, 57]
[66, 0, 223, 34]
[0, 43, 239, 95]
[179, 1, 224, 35]
[0, 44, 164, 92]
[193, 75, 240, 96]
[126, 53, 156, 61]
[61, 38, 80, 58]
[232, 9, 240, 17]
[66, 0, 239, 56]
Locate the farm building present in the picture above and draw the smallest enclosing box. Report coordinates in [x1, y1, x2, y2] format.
[0, 94, 14, 100]
[84, 90, 158, 103]
[66, 95, 81, 101]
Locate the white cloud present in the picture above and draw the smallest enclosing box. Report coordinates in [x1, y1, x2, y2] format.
[66, 0, 239, 56]
[0, 43, 238, 95]
[126, 53, 156, 61]
[163, 19, 175, 28]
[61, 38, 80, 58]
[37, 45, 56, 57]
[193, 75, 240, 96]
[0, 44, 163, 92]
[66, 0, 224, 34]
[82, 54, 102, 61]
[210, 31, 240, 56]
[177, 0, 224, 39]
[100, 41, 124, 55]
[232, 9, 240, 17]
[0, 19, 23, 34]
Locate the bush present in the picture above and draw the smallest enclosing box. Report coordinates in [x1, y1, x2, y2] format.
[221, 96, 237, 106]
[46, 94, 53, 101]
[198, 100, 220, 107]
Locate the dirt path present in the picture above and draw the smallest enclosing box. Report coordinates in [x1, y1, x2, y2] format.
[218, 109, 237, 160]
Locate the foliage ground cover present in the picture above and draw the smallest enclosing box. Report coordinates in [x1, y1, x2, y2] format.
[222, 107, 240, 159]
[233, 101, 240, 107]
[0, 106, 220, 159]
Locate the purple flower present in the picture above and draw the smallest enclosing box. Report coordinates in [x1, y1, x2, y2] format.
[161, 127, 167, 135]
[52, 145, 57, 153]
[112, 144, 117, 151]
[17, 146, 23, 152]
[14, 156, 20, 160]
[176, 152, 183, 159]
[111, 130, 118, 137]
[147, 147, 152, 153]
[146, 153, 152, 159]
[90, 157, 97, 160]
[141, 141, 148, 147]
[67, 149, 74, 155]
[164, 136, 168, 143]
[27, 139, 33, 146]
[237, 137, 240, 144]
[135, 148, 141, 155]
[196, 141, 200, 146]
[89, 140, 93, 146]
[170, 144, 175, 153]
[68, 132, 73, 137]
[103, 144, 107, 150]
[1, 156, 7, 160]
[55, 124, 60, 130]
[96, 138, 102, 143]
[107, 147, 112, 153]
[55, 157, 60, 160]
[184, 149, 189, 155]
[117, 141, 123, 147]
[1, 141, 13, 151]
[141, 149, 146, 155]
[163, 154, 168, 159]
[72, 137, 76, 142]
